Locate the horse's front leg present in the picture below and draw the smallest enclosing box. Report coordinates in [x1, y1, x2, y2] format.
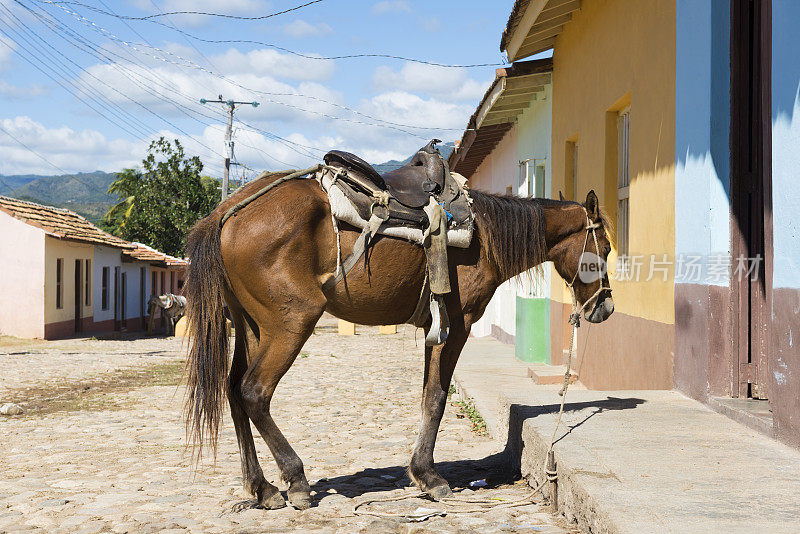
[408, 317, 469, 500]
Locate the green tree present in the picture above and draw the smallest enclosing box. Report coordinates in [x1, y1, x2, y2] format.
[103, 137, 220, 257]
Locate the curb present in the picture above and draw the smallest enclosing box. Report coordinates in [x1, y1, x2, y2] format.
[452, 371, 620, 534]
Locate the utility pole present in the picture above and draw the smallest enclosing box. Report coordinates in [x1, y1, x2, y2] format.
[200, 95, 259, 201]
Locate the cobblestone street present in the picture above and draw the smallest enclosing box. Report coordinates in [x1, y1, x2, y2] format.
[0, 317, 574, 533]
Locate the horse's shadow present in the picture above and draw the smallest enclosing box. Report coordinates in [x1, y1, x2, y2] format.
[231, 395, 645, 510]
[305, 395, 646, 504]
[309, 451, 512, 502]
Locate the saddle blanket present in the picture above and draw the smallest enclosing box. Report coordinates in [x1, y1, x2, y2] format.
[315, 166, 474, 248]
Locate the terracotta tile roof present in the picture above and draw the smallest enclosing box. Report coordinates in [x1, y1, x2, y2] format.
[123, 242, 187, 267]
[0, 195, 133, 249]
[500, 0, 531, 52]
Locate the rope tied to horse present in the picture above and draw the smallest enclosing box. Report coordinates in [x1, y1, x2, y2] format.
[219, 164, 323, 228]
[352, 208, 607, 520]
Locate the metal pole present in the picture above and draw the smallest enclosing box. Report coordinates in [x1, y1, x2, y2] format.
[199, 96, 260, 204]
[222, 102, 234, 201]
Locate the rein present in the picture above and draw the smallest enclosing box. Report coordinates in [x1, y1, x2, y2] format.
[564, 210, 611, 327]
[543, 208, 611, 510]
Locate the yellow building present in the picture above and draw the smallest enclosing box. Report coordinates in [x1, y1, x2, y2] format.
[502, 0, 675, 388]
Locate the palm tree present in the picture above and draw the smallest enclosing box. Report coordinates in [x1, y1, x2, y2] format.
[103, 167, 142, 235]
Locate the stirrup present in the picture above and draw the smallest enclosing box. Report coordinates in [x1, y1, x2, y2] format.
[425, 295, 449, 346]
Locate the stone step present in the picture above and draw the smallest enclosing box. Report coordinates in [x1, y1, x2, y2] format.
[526, 364, 579, 385]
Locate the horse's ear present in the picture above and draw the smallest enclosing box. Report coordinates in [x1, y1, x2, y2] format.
[585, 190, 600, 219]
[558, 190, 566, 201]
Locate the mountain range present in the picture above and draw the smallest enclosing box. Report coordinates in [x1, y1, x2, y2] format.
[0, 143, 455, 224]
[0, 171, 117, 223]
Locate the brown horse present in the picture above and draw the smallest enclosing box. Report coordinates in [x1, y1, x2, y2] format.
[183, 173, 614, 510]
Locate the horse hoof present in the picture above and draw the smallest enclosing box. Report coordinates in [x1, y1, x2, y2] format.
[260, 490, 286, 510]
[428, 484, 453, 501]
[288, 490, 312, 510]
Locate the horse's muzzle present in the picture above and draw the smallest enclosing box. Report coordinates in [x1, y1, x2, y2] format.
[585, 295, 614, 323]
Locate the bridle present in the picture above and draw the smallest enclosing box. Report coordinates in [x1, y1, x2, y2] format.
[564, 209, 612, 326]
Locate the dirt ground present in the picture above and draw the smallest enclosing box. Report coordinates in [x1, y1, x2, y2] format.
[0, 317, 576, 533]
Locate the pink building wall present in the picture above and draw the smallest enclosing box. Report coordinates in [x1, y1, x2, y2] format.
[0, 211, 45, 338]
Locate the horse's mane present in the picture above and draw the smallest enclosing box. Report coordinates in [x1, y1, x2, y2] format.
[469, 190, 548, 282]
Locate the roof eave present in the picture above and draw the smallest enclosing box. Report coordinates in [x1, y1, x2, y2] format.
[502, 0, 582, 62]
[449, 59, 552, 177]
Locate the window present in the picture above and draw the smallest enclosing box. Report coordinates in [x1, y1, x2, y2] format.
[170, 271, 175, 293]
[56, 258, 63, 309]
[617, 107, 631, 259]
[151, 271, 157, 296]
[102, 267, 109, 310]
[160, 271, 165, 296]
[565, 140, 578, 200]
[519, 158, 546, 198]
[534, 161, 546, 198]
[84, 260, 91, 306]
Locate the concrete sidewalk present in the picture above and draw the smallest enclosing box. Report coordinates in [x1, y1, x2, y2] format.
[453, 336, 800, 534]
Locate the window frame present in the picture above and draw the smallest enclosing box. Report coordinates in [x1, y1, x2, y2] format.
[617, 106, 631, 262]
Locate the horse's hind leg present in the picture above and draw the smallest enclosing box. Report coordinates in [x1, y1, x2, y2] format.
[228, 308, 286, 509]
[239, 307, 324, 510]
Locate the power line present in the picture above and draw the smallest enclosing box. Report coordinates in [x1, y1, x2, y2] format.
[16, 2, 321, 172]
[200, 96, 260, 201]
[6, 2, 231, 162]
[0, 122, 77, 176]
[41, 0, 502, 68]
[47, 0, 324, 21]
[145, 0, 221, 73]
[37, 0, 460, 135]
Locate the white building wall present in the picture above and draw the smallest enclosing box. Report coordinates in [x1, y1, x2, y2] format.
[93, 245, 121, 325]
[516, 85, 553, 300]
[121, 262, 147, 322]
[468, 126, 519, 340]
[465, 86, 553, 341]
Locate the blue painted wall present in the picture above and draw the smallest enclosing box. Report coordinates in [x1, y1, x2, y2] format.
[674, 0, 731, 286]
[772, 0, 800, 290]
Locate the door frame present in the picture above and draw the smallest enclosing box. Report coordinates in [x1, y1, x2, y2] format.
[729, 0, 773, 399]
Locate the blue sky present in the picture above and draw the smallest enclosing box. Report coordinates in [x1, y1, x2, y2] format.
[0, 0, 540, 177]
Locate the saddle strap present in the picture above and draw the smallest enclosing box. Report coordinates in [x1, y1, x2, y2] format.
[321, 212, 384, 293]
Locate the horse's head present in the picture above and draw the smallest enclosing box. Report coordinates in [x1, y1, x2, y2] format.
[550, 190, 614, 324]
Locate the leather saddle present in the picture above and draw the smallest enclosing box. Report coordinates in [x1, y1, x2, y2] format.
[323, 140, 470, 227]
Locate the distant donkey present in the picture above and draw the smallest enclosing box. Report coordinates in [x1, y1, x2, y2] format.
[147, 293, 187, 336]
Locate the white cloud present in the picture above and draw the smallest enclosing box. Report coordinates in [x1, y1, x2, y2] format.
[419, 16, 441, 33]
[372, 62, 489, 101]
[371, 1, 411, 14]
[210, 48, 334, 81]
[0, 81, 50, 99]
[360, 91, 469, 131]
[0, 35, 16, 72]
[0, 116, 145, 175]
[77, 47, 341, 125]
[283, 19, 333, 38]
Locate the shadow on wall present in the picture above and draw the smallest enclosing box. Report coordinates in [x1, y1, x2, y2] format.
[505, 396, 646, 475]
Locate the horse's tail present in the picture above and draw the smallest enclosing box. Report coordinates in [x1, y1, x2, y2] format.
[183, 213, 229, 460]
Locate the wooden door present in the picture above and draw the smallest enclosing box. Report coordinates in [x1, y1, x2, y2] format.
[74, 259, 82, 333]
[730, 0, 772, 399]
[114, 266, 120, 331]
[121, 272, 127, 329]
